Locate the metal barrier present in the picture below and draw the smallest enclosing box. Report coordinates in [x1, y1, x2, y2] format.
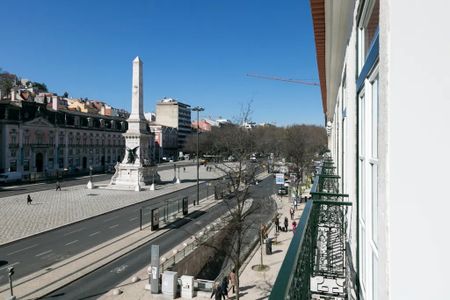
[270, 156, 352, 300]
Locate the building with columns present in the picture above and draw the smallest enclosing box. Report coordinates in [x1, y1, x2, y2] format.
[0, 99, 128, 181]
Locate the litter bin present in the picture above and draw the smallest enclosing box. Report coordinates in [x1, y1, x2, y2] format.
[265, 238, 272, 255]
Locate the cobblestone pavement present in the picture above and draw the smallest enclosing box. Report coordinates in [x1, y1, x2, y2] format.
[0, 165, 223, 245]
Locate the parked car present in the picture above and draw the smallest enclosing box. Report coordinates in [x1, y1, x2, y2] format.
[0, 172, 22, 183]
[277, 185, 288, 195]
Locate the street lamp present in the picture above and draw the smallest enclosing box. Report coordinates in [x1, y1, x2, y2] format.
[192, 106, 204, 205]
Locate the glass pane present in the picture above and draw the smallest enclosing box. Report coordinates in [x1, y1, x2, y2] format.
[360, 161, 366, 221]
[372, 254, 378, 300]
[371, 163, 378, 244]
[359, 93, 365, 154]
[365, 0, 379, 56]
[372, 76, 379, 158]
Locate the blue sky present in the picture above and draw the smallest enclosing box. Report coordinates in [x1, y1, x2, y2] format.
[1, 0, 323, 126]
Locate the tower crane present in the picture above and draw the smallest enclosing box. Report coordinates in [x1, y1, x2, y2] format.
[246, 73, 320, 86]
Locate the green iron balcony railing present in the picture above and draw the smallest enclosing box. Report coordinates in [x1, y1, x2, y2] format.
[270, 157, 352, 300]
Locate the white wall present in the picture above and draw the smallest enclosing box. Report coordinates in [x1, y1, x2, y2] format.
[386, 1, 450, 299]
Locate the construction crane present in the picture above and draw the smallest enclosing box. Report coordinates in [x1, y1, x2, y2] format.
[246, 73, 320, 86]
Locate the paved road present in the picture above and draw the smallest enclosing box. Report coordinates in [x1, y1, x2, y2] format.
[0, 161, 195, 198]
[42, 177, 275, 300]
[0, 181, 210, 286]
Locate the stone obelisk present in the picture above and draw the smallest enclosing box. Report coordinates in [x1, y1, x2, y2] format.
[109, 57, 160, 190]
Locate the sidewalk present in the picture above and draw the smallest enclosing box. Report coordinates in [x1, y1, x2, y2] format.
[0, 164, 223, 245]
[97, 183, 311, 300]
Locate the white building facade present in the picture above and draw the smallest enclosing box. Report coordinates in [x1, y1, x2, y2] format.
[155, 98, 191, 150]
[311, 0, 450, 299]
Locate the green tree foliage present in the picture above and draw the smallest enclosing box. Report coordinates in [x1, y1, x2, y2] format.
[32, 82, 48, 93]
[0, 68, 17, 98]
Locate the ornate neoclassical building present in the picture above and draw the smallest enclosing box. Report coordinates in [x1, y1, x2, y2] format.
[0, 99, 132, 181]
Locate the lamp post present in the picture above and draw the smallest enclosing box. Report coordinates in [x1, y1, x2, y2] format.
[192, 106, 204, 205]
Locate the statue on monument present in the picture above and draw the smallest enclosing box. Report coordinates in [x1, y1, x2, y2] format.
[127, 146, 139, 164]
[108, 56, 161, 190]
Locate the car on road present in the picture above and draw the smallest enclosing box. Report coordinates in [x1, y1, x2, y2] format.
[277, 185, 288, 195]
[0, 172, 22, 183]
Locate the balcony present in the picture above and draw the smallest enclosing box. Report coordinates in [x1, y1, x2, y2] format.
[270, 154, 353, 300]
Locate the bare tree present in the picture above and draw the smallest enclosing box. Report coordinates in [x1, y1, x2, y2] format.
[192, 104, 274, 299]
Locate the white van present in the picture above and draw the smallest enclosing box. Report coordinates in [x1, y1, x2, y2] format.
[0, 172, 22, 183]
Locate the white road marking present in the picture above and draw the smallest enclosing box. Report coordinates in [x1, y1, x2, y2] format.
[36, 250, 53, 257]
[111, 264, 128, 274]
[0, 262, 20, 271]
[103, 216, 119, 223]
[65, 240, 79, 246]
[109, 224, 119, 229]
[7, 244, 38, 256]
[63, 227, 85, 236]
[129, 217, 138, 221]
[89, 231, 101, 237]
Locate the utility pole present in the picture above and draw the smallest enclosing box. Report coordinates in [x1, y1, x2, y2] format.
[192, 106, 204, 205]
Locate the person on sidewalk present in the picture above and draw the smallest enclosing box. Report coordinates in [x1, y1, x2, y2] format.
[292, 220, 297, 233]
[221, 276, 229, 299]
[274, 216, 280, 233]
[211, 282, 223, 300]
[290, 207, 295, 220]
[228, 268, 237, 294]
[284, 216, 289, 232]
[55, 180, 61, 191]
[27, 194, 32, 205]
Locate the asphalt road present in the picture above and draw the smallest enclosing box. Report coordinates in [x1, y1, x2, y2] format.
[0, 161, 195, 198]
[0, 181, 210, 286]
[42, 177, 276, 300]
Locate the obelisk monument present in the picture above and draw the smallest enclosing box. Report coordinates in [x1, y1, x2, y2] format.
[109, 57, 160, 190]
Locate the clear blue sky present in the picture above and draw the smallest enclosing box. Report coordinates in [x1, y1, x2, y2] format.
[1, 0, 324, 126]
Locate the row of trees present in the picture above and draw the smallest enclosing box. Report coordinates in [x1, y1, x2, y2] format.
[184, 123, 327, 176]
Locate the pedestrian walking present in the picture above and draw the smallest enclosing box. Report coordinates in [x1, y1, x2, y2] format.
[183, 167, 186, 172]
[221, 276, 229, 299]
[274, 216, 280, 233]
[228, 268, 237, 294]
[292, 220, 297, 233]
[210, 282, 223, 300]
[55, 180, 61, 191]
[27, 194, 32, 205]
[284, 216, 289, 232]
[290, 207, 295, 220]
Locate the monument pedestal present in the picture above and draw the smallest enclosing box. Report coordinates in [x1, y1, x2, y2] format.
[109, 164, 160, 190]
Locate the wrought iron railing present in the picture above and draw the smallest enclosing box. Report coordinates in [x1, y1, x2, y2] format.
[270, 156, 352, 300]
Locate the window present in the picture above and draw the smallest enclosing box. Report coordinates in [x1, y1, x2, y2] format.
[48, 158, 54, 169]
[23, 160, 30, 171]
[358, 0, 379, 73]
[358, 66, 380, 299]
[10, 160, 17, 172]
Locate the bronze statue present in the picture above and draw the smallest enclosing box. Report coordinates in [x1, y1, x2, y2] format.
[126, 146, 139, 164]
